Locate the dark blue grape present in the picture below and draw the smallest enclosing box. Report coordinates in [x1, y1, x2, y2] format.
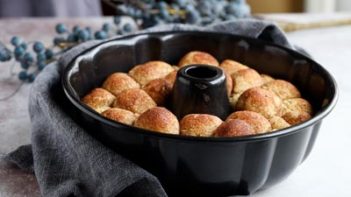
[37, 61, 46, 71]
[72, 25, 80, 33]
[28, 73, 36, 82]
[20, 61, 30, 69]
[94, 31, 107, 40]
[78, 29, 89, 41]
[0, 51, 10, 62]
[33, 42, 45, 53]
[10, 36, 22, 47]
[55, 23, 67, 34]
[123, 23, 132, 33]
[23, 52, 34, 64]
[20, 43, 27, 50]
[45, 49, 54, 59]
[36, 52, 46, 62]
[18, 70, 28, 81]
[0, 43, 12, 62]
[113, 16, 121, 25]
[14, 46, 25, 58]
[53, 37, 65, 45]
[102, 23, 110, 32]
[67, 34, 76, 42]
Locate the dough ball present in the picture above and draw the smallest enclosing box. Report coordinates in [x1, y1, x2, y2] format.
[113, 88, 156, 114]
[164, 70, 178, 89]
[143, 78, 172, 105]
[178, 51, 219, 67]
[102, 72, 140, 96]
[269, 116, 290, 131]
[214, 119, 255, 137]
[180, 114, 222, 137]
[82, 88, 115, 113]
[128, 61, 174, 86]
[101, 108, 137, 125]
[134, 107, 179, 135]
[261, 79, 301, 99]
[220, 59, 249, 76]
[226, 111, 271, 134]
[236, 87, 282, 118]
[282, 111, 311, 125]
[282, 98, 313, 115]
[231, 69, 263, 93]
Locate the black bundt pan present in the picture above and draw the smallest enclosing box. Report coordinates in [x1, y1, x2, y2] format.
[62, 32, 337, 196]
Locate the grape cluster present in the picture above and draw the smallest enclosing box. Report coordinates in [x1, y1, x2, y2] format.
[0, 0, 250, 84]
[116, 0, 251, 28]
[0, 18, 137, 83]
[3, 36, 55, 82]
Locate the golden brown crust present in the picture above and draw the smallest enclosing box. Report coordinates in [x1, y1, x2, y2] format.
[236, 87, 282, 118]
[101, 108, 137, 125]
[164, 70, 178, 89]
[231, 69, 264, 94]
[143, 78, 172, 105]
[261, 79, 301, 99]
[282, 98, 313, 115]
[102, 72, 140, 96]
[226, 111, 271, 134]
[261, 74, 274, 84]
[282, 111, 311, 125]
[128, 61, 174, 86]
[269, 116, 290, 131]
[180, 114, 223, 137]
[220, 59, 249, 76]
[214, 119, 255, 137]
[82, 88, 116, 113]
[178, 51, 219, 67]
[113, 88, 156, 114]
[134, 107, 179, 134]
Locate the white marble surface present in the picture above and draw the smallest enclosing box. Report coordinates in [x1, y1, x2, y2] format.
[0, 18, 351, 197]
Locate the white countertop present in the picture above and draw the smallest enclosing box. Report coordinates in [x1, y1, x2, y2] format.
[0, 17, 351, 197]
[253, 24, 351, 197]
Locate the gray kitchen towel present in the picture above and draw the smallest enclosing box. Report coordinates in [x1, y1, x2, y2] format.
[5, 19, 297, 197]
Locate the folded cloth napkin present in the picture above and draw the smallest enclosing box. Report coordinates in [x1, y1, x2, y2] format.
[5, 19, 298, 197]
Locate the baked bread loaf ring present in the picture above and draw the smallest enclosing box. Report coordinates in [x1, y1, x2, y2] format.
[178, 51, 219, 67]
[180, 114, 222, 137]
[82, 88, 115, 113]
[226, 111, 271, 134]
[129, 61, 174, 86]
[113, 88, 156, 114]
[134, 107, 179, 134]
[102, 72, 140, 96]
[214, 119, 255, 137]
[102, 107, 137, 125]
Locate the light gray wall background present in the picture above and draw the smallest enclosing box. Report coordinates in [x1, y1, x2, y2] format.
[0, 0, 102, 17]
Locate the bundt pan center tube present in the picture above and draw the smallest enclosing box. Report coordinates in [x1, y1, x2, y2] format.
[62, 31, 338, 196]
[171, 65, 231, 120]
